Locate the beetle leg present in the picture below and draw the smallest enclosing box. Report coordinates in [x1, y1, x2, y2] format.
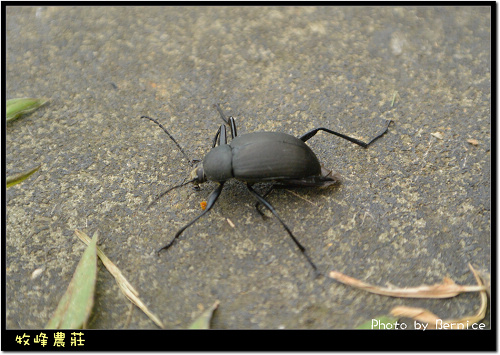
[299, 119, 392, 148]
[219, 124, 228, 145]
[255, 185, 275, 218]
[212, 124, 228, 147]
[228, 116, 237, 138]
[157, 182, 224, 255]
[246, 183, 319, 274]
[212, 126, 221, 147]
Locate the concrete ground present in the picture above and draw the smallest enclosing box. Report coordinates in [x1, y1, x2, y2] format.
[6, 6, 490, 331]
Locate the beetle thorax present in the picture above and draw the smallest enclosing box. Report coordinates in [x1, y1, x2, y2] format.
[203, 144, 233, 182]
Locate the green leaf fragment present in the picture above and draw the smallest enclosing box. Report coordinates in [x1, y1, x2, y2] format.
[390, 91, 398, 107]
[7, 97, 48, 122]
[6, 165, 41, 188]
[356, 315, 399, 329]
[188, 301, 219, 329]
[45, 232, 98, 329]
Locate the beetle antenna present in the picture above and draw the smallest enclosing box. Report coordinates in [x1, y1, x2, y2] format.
[142, 115, 194, 167]
[147, 178, 196, 210]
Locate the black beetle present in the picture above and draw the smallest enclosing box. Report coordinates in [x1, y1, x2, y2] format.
[142, 104, 391, 273]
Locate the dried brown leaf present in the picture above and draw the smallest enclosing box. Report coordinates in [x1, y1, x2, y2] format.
[226, 218, 235, 228]
[391, 264, 488, 329]
[391, 306, 440, 324]
[431, 131, 444, 140]
[328, 267, 486, 298]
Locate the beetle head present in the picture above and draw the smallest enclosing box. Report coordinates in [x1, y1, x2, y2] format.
[189, 164, 207, 185]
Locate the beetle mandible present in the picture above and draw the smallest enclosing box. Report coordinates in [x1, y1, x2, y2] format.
[142, 104, 391, 274]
